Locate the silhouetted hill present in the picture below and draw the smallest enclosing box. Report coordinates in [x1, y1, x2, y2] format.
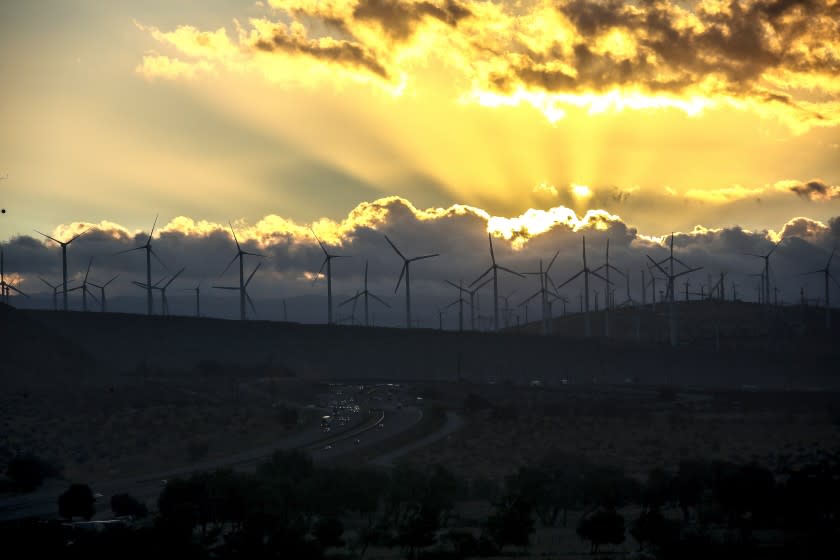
[13, 302, 840, 390]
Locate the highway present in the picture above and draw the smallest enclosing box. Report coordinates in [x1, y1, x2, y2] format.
[0, 399, 449, 521]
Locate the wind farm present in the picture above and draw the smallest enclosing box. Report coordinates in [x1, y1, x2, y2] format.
[3, 1, 840, 555]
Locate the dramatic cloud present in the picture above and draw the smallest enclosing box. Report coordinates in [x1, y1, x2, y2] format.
[3, 195, 838, 324]
[781, 179, 840, 201]
[137, 0, 840, 131]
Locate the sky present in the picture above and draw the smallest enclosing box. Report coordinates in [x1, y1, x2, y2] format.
[1, 1, 840, 324]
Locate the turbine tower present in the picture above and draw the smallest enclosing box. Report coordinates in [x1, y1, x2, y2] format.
[801, 248, 838, 329]
[219, 222, 264, 321]
[647, 233, 701, 347]
[116, 216, 165, 316]
[470, 234, 524, 331]
[384, 235, 439, 329]
[88, 274, 119, 313]
[311, 228, 348, 325]
[557, 236, 608, 337]
[339, 261, 390, 327]
[35, 227, 90, 311]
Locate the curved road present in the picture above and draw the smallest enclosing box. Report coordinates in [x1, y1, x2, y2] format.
[0, 402, 460, 521]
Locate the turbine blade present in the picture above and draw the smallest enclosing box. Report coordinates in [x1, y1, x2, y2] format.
[410, 253, 439, 262]
[369, 293, 391, 308]
[8, 284, 28, 297]
[394, 263, 406, 293]
[34, 230, 62, 245]
[488, 233, 496, 264]
[246, 291, 257, 316]
[39, 277, 57, 289]
[212, 285, 239, 290]
[147, 214, 159, 244]
[556, 270, 584, 289]
[84, 257, 92, 283]
[150, 248, 169, 271]
[86, 288, 100, 303]
[165, 267, 186, 288]
[219, 253, 238, 278]
[245, 262, 261, 287]
[229, 221, 241, 252]
[519, 290, 542, 306]
[104, 274, 119, 287]
[310, 227, 328, 255]
[339, 292, 362, 307]
[469, 267, 493, 288]
[799, 269, 822, 276]
[590, 270, 612, 284]
[67, 227, 91, 245]
[114, 246, 144, 256]
[609, 265, 626, 277]
[547, 276, 560, 294]
[831, 274, 840, 290]
[384, 234, 406, 260]
[546, 249, 560, 273]
[673, 266, 703, 278]
[646, 255, 669, 277]
[827, 248, 835, 269]
[497, 265, 525, 278]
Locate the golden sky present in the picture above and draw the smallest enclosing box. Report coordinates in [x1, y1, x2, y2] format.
[1, 0, 840, 243]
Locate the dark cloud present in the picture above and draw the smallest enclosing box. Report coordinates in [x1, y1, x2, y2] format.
[787, 179, 840, 201]
[502, 0, 840, 97]
[353, 0, 472, 41]
[253, 24, 389, 78]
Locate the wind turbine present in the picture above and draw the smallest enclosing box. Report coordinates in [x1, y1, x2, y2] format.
[67, 258, 98, 312]
[34, 227, 90, 311]
[647, 233, 702, 347]
[88, 274, 119, 313]
[592, 239, 625, 336]
[182, 281, 202, 317]
[136, 267, 185, 316]
[39, 277, 61, 310]
[444, 280, 469, 332]
[557, 236, 608, 337]
[384, 235, 439, 329]
[116, 216, 166, 316]
[218, 222, 265, 321]
[470, 233, 524, 331]
[311, 228, 349, 325]
[1, 247, 28, 304]
[214, 261, 261, 320]
[339, 261, 390, 327]
[801, 248, 838, 329]
[743, 241, 779, 309]
[521, 249, 561, 335]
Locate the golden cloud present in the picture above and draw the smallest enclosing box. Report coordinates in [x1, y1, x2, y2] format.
[136, 0, 840, 131]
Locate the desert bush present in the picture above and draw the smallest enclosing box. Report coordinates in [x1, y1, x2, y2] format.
[58, 483, 95, 520]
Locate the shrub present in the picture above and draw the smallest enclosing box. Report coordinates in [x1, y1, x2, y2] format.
[58, 483, 95, 520]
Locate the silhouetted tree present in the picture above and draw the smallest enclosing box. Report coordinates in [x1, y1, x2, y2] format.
[630, 507, 679, 552]
[58, 483, 95, 520]
[484, 494, 534, 552]
[577, 509, 625, 554]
